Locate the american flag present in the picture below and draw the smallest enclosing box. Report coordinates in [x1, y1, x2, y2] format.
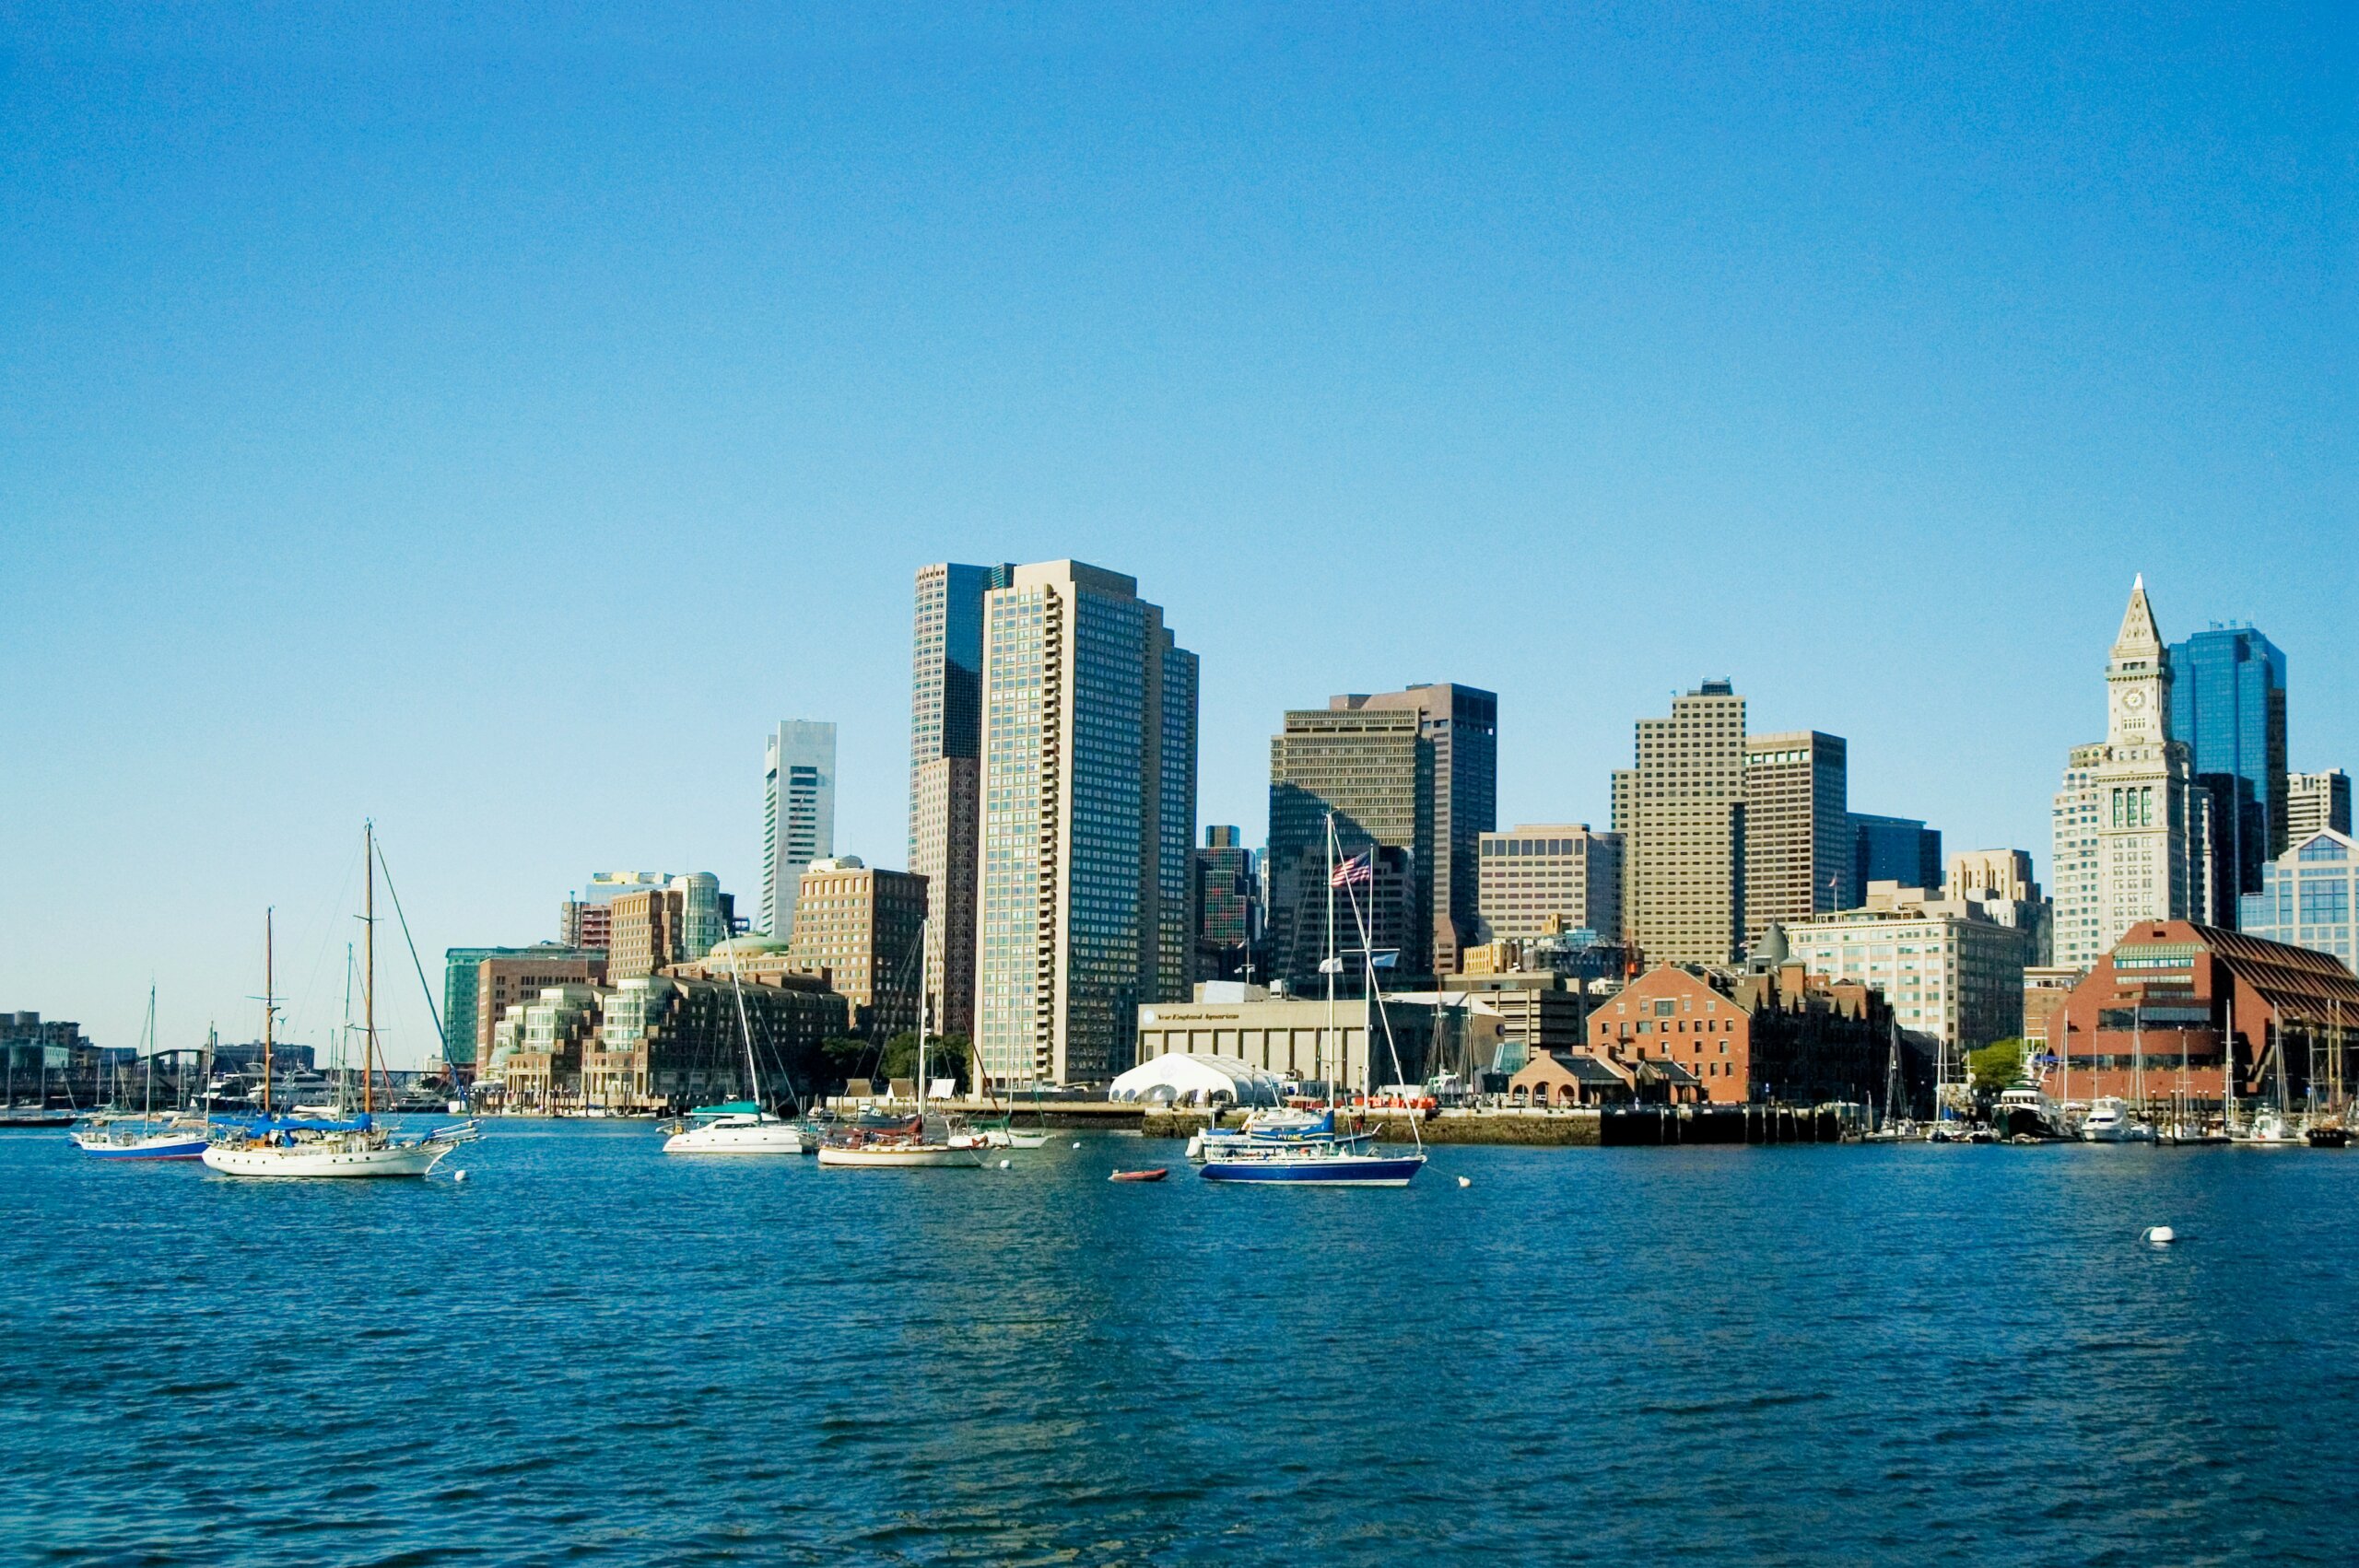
[1330, 852, 1373, 888]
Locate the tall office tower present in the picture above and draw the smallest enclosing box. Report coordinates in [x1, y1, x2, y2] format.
[1266, 684, 1497, 979]
[1743, 731, 1850, 946]
[1621, 680, 1748, 966]
[2050, 578, 2209, 970]
[1191, 825, 1258, 982]
[1945, 848, 2053, 965]
[761, 721, 836, 941]
[2286, 769, 2353, 840]
[1848, 813, 1942, 903]
[972, 561, 1197, 1087]
[2168, 625, 2287, 924]
[909, 562, 1012, 1036]
[1475, 825, 1623, 942]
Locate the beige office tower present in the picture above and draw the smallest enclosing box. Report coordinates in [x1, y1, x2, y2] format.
[1742, 731, 1850, 947]
[2285, 769, 2352, 842]
[788, 858, 928, 1040]
[1617, 680, 1748, 965]
[1475, 825, 1623, 942]
[909, 562, 1011, 1037]
[972, 561, 1197, 1088]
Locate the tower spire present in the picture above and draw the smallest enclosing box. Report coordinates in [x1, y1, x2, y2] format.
[2114, 575, 2162, 657]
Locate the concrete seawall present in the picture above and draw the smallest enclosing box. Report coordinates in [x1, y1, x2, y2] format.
[1142, 1106, 1847, 1147]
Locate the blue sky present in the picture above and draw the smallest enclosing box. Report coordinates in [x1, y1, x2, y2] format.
[3, 4, 2351, 1065]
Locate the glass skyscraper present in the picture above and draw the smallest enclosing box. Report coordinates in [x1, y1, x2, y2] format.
[2168, 626, 2287, 926]
[2241, 829, 2357, 970]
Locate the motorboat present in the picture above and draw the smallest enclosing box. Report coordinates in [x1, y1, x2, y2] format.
[2232, 1110, 2304, 1147]
[2078, 1095, 2155, 1143]
[1990, 1084, 2066, 1140]
[1109, 1167, 1168, 1182]
[663, 1102, 807, 1154]
[0, 1104, 77, 1129]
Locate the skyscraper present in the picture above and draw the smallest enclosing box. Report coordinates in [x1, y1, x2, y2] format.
[1191, 825, 1258, 982]
[2050, 578, 2209, 970]
[2286, 769, 2353, 840]
[761, 721, 836, 940]
[2168, 625, 2287, 925]
[1266, 684, 1496, 979]
[1848, 813, 1942, 903]
[1615, 679, 1747, 966]
[1743, 731, 1849, 944]
[972, 561, 1197, 1087]
[908, 562, 1013, 1036]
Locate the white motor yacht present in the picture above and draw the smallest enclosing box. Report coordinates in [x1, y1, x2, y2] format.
[2078, 1095, 2155, 1143]
[662, 1103, 807, 1154]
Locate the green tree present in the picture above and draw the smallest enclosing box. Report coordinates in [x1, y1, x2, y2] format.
[1967, 1037, 2028, 1092]
[875, 1032, 969, 1092]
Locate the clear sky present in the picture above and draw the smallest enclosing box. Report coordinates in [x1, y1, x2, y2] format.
[4, 4, 2351, 1067]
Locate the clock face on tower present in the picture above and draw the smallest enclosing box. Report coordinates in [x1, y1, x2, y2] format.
[2123, 690, 2145, 709]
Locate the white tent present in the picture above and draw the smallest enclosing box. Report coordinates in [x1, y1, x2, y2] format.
[1108, 1053, 1285, 1108]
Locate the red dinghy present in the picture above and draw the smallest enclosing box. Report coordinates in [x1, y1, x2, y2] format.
[1108, 1167, 1168, 1183]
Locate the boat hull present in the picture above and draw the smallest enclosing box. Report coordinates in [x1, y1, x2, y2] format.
[201, 1140, 452, 1178]
[72, 1132, 209, 1159]
[662, 1124, 807, 1154]
[1200, 1154, 1426, 1186]
[816, 1144, 982, 1168]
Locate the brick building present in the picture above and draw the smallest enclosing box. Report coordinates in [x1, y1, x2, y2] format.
[2041, 919, 2359, 1111]
[1589, 962, 1892, 1106]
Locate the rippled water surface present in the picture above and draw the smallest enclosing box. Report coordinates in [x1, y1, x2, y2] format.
[6, 1124, 2353, 1565]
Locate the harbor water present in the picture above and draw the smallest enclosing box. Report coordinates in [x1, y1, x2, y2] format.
[6, 1124, 2353, 1564]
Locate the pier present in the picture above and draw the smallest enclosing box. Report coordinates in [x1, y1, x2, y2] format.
[1142, 1105, 1849, 1146]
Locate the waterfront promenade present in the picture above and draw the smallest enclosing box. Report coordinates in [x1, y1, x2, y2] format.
[6, 1122, 2354, 1564]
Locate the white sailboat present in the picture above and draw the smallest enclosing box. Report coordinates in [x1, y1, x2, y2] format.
[661, 931, 805, 1154]
[204, 827, 477, 1179]
[816, 918, 981, 1169]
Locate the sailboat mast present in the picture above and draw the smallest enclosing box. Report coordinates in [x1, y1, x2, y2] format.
[263, 907, 275, 1113]
[1324, 813, 1336, 1106]
[364, 821, 376, 1118]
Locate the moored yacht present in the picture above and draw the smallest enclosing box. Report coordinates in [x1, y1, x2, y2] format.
[1991, 1083, 2066, 1140]
[2078, 1095, 2155, 1143]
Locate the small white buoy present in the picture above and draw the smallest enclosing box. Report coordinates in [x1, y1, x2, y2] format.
[998, 1159, 1011, 1169]
[2142, 1225, 2176, 1246]
[1457, 1176, 1471, 1188]
[452, 1170, 468, 1184]
[1071, 1141, 1081, 1149]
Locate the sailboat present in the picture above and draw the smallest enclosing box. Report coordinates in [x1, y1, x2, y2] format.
[72, 987, 211, 1160]
[816, 918, 982, 1168]
[1200, 813, 1428, 1187]
[203, 827, 478, 1178]
[2233, 1011, 2305, 1146]
[661, 930, 806, 1153]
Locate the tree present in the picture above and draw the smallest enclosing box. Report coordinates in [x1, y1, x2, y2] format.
[875, 1031, 968, 1092]
[1967, 1037, 2027, 1092]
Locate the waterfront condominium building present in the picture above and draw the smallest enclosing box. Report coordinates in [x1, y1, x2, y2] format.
[559, 871, 671, 952]
[972, 560, 1197, 1088]
[2168, 625, 2287, 925]
[2239, 827, 2359, 971]
[1267, 684, 1497, 980]
[908, 562, 1013, 1036]
[2050, 578, 2211, 973]
[1475, 825, 1623, 943]
[1613, 679, 1747, 967]
[2286, 769, 2352, 842]
[446, 945, 606, 1076]
[761, 720, 837, 942]
[1743, 731, 1849, 947]
[785, 857, 928, 1039]
[608, 873, 733, 982]
[1848, 813, 1942, 907]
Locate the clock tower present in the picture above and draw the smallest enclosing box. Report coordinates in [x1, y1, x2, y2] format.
[2052, 577, 2212, 969]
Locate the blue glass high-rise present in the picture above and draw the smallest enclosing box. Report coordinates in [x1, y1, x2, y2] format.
[2168, 626, 2287, 925]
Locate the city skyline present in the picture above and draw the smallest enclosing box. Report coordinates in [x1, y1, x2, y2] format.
[4, 9, 2350, 1060]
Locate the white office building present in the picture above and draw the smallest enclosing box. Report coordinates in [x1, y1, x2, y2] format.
[762, 720, 837, 941]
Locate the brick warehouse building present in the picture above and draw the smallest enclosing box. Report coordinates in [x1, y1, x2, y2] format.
[1590, 962, 1898, 1106]
[2042, 920, 2359, 1111]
